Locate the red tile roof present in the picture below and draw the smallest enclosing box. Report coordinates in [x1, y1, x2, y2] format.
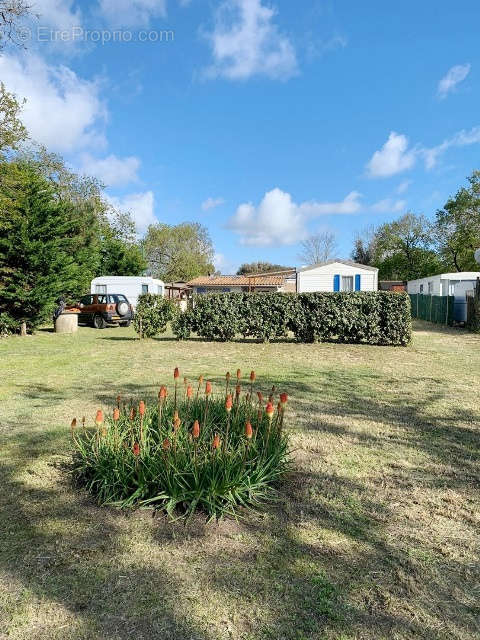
[187, 275, 286, 287]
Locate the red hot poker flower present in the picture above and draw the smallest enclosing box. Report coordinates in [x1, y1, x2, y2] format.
[236, 369, 241, 380]
[205, 381, 212, 395]
[245, 421, 253, 439]
[139, 401, 146, 416]
[235, 384, 241, 397]
[226, 371, 231, 381]
[173, 411, 181, 431]
[71, 418, 77, 430]
[95, 410, 104, 426]
[133, 442, 140, 456]
[225, 395, 233, 412]
[174, 367, 180, 380]
[163, 438, 171, 450]
[280, 393, 288, 404]
[266, 402, 275, 420]
[212, 434, 221, 450]
[159, 386, 167, 400]
[250, 371, 256, 382]
[113, 408, 120, 422]
[192, 420, 200, 439]
[130, 407, 136, 420]
[186, 385, 193, 399]
[257, 391, 263, 403]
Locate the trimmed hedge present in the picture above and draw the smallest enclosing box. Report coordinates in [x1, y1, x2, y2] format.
[133, 294, 178, 338]
[172, 292, 412, 346]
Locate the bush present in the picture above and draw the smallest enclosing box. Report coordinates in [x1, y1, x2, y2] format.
[0, 312, 17, 338]
[133, 294, 177, 338]
[71, 370, 291, 520]
[172, 292, 412, 346]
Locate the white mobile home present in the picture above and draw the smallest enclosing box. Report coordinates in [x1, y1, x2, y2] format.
[296, 260, 378, 293]
[91, 276, 165, 308]
[407, 272, 480, 322]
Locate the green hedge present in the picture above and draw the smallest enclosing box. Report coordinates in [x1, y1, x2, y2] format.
[133, 294, 178, 338]
[172, 292, 411, 346]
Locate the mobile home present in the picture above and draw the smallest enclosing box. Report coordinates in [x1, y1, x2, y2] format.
[91, 276, 165, 309]
[407, 272, 480, 322]
[296, 260, 379, 293]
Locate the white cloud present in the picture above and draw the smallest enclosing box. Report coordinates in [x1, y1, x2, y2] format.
[202, 196, 225, 211]
[78, 153, 141, 187]
[396, 180, 411, 194]
[370, 198, 406, 214]
[437, 63, 471, 99]
[0, 53, 106, 152]
[422, 126, 480, 169]
[107, 191, 157, 235]
[33, 0, 82, 31]
[204, 0, 297, 80]
[228, 188, 362, 246]
[366, 132, 417, 178]
[99, 0, 167, 28]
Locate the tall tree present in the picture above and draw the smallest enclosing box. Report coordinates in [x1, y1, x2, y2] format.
[237, 261, 292, 275]
[98, 209, 147, 276]
[298, 231, 337, 265]
[373, 213, 441, 280]
[433, 171, 480, 272]
[0, 83, 27, 151]
[0, 160, 97, 333]
[0, 1, 32, 49]
[142, 222, 215, 282]
[351, 225, 377, 265]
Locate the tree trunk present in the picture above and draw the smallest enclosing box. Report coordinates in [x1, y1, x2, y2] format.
[20, 322, 27, 336]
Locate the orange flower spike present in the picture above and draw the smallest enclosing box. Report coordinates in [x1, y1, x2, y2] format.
[133, 442, 140, 456]
[226, 371, 231, 382]
[250, 371, 256, 382]
[71, 418, 77, 429]
[212, 433, 221, 450]
[172, 411, 181, 431]
[245, 421, 253, 439]
[162, 438, 171, 451]
[280, 392, 288, 404]
[174, 367, 180, 380]
[236, 368, 241, 380]
[266, 402, 275, 420]
[205, 381, 212, 395]
[113, 408, 120, 422]
[129, 407, 136, 420]
[198, 375, 204, 384]
[192, 420, 200, 439]
[186, 385, 193, 399]
[159, 385, 167, 400]
[95, 409, 104, 426]
[225, 394, 233, 413]
[257, 391, 263, 403]
[235, 384, 241, 397]
[139, 401, 146, 416]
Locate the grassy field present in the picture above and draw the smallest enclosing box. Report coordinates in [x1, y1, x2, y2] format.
[0, 322, 479, 640]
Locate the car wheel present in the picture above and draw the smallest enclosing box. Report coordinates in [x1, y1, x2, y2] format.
[93, 314, 106, 329]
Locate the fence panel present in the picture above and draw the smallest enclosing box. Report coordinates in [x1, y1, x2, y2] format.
[409, 294, 454, 325]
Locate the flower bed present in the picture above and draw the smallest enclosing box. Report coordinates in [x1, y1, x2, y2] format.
[71, 369, 290, 520]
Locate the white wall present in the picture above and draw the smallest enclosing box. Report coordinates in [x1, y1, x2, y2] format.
[297, 263, 378, 293]
[91, 277, 164, 308]
[407, 276, 442, 296]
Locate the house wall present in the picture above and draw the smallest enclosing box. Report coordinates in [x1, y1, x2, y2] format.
[407, 276, 442, 296]
[297, 263, 377, 293]
[91, 277, 165, 308]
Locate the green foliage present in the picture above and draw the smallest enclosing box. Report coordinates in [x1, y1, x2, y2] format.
[0, 312, 17, 337]
[237, 261, 291, 275]
[133, 294, 177, 338]
[0, 161, 98, 331]
[172, 292, 412, 346]
[142, 222, 215, 282]
[434, 171, 480, 272]
[71, 377, 290, 520]
[0, 83, 27, 151]
[98, 210, 147, 276]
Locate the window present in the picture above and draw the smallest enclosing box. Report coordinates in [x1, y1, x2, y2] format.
[419, 284, 424, 293]
[428, 282, 433, 295]
[157, 285, 163, 295]
[142, 284, 149, 294]
[96, 295, 107, 304]
[341, 276, 354, 292]
[95, 285, 107, 294]
[80, 295, 92, 306]
[196, 287, 207, 294]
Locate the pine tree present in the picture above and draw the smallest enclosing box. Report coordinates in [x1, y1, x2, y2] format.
[0, 161, 92, 333]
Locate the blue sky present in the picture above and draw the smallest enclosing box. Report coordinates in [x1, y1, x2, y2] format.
[2, 0, 480, 273]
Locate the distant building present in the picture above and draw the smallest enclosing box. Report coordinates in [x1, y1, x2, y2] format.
[407, 272, 480, 322]
[187, 274, 290, 295]
[296, 260, 378, 293]
[379, 280, 407, 292]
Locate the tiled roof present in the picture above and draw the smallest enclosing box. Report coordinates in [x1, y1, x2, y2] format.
[187, 275, 286, 287]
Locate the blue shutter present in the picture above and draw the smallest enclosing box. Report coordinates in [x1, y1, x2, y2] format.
[333, 274, 340, 291]
[355, 274, 361, 291]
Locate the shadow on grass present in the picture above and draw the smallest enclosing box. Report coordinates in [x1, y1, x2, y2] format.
[2, 365, 479, 638]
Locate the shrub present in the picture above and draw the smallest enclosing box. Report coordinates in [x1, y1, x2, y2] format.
[0, 312, 17, 338]
[133, 294, 177, 338]
[172, 292, 412, 346]
[71, 370, 291, 520]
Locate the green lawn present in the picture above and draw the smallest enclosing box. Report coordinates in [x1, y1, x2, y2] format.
[0, 322, 479, 640]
